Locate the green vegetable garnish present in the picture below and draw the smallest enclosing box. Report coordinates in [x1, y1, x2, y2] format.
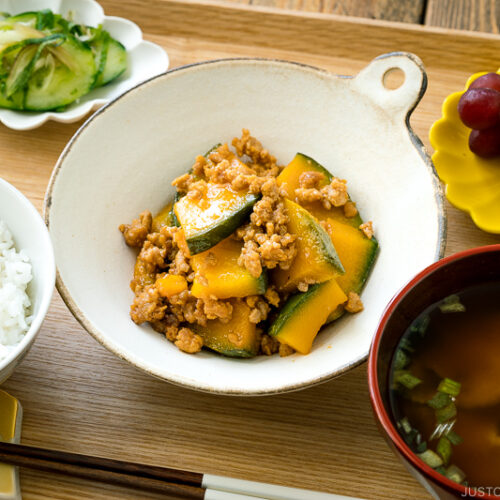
[418, 449, 443, 468]
[437, 436, 452, 465]
[438, 378, 461, 397]
[394, 370, 422, 390]
[445, 465, 466, 483]
[410, 315, 430, 336]
[393, 349, 409, 370]
[446, 430, 463, 446]
[436, 402, 457, 423]
[439, 294, 466, 313]
[427, 391, 451, 410]
[0, 9, 127, 111]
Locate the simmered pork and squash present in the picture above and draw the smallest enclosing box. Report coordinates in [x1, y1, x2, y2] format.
[119, 130, 378, 357]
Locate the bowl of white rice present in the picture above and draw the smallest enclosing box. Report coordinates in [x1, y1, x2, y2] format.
[0, 178, 55, 384]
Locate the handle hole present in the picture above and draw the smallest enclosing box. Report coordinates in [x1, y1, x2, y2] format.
[383, 67, 406, 90]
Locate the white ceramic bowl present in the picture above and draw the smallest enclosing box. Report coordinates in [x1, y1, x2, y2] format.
[0, 178, 55, 384]
[0, 0, 169, 130]
[45, 54, 446, 395]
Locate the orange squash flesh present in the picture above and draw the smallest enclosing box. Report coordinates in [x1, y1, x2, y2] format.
[193, 299, 259, 357]
[270, 279, 347, 354]
[156, 275, 188, 298]
[272, 199, 344, 292]
[323, 219, 378, 294]
[152, 202, 174, 232]
[191, 237, 266, 299]
[277, 152, 362, 227]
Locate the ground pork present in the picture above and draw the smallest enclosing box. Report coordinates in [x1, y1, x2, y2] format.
[119, 211, 152, 248]
[130, 285, 167, 324]
[345, 292, 364, 313]
[295, 176, 349, 209]
[232, 128, 281, 176]
[298, 170, 325, 189]
[279, 343, 295, 357]
[343, 201, 358, 218]
[359, 221, 374, 239]
[237, 178, 297, 277]
[246, 296, 270, 324]
[175, 327, 203, 353]
[261, 334, 279, 356]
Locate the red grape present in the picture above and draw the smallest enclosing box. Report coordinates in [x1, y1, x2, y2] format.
[469, 72, 500, 92]
[458, 88, 500, 130]
[469, 125, 500, 158]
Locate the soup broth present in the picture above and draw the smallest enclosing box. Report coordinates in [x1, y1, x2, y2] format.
[389, 282, 500, 488]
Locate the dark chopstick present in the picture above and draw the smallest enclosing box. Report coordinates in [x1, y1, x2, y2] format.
[0, 441, 204, 499]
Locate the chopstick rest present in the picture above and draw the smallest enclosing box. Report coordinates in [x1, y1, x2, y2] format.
[0, 391, 22, 500]
[203, 474, 365, 500]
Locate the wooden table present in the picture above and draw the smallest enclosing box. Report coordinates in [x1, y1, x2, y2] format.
[1, 1, 499, 499]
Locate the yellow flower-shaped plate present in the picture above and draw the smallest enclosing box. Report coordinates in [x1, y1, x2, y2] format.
[430, 69, 500, 233]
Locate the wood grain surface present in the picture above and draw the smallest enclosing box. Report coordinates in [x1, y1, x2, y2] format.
[1, 1, 499, 499]
[224, 0, 426, 22]
[426, 0, 499, 33]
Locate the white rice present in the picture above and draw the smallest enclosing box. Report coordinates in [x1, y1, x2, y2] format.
[0, 220, 32, 361]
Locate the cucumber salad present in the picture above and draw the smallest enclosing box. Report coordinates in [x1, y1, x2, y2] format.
[0, 9, 127, 111]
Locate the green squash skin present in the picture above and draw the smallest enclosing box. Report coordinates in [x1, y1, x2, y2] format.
[255, 269, 268, 295]
[298, 205, 345, 275]
[295, 152, 333, 180]
[287, 153, 378, 323]
[293, 152, 363, 227]
[170, 191, 182, 227]
[268, 283, 323, 338]
[169, 143, 222, 229]
[192, 323, 260, 358]
[180, 193, 259, 255]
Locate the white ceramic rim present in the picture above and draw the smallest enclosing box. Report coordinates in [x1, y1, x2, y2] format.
[0, 177, 56, 373]
[45, 55, 447, 395]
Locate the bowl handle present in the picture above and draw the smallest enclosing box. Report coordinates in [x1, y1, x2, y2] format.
[352, 52, 427, 118]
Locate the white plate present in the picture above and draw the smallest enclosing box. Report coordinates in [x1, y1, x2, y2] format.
[45, 55, 446, 395]
[0, 0, 169, 130]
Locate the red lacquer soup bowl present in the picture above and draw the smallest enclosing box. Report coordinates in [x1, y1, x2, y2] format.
[368, 244, 500, 500]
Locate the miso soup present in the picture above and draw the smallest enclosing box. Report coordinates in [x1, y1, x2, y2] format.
[389, 282, 500, 488]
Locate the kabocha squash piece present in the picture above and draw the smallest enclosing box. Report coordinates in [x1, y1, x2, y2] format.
[193, 300, 260, 357]
[152, 202, 176, 232]
[272, 199, 344, 292]
[191, 237, 267, 299]
[156, 275, 188, 298]
[174, 182, 258, 255]
[269, 279, 347, 354]
[277, 153, 331, 198]
[323, 218, 378, 322]
[277, 153, 362, 227]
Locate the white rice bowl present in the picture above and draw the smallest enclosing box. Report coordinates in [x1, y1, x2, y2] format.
[0, 220, 33, 361]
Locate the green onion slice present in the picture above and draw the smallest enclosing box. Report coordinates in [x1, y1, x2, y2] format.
[438, 378, 461, 397]
[394, 370, 422, 390]
[427, 391, 451, 410]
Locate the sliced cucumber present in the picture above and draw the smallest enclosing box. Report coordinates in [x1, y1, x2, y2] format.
[24, 36, 95, 110]
[0, 10, 128, 111]
[93, 36, 126, 87]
